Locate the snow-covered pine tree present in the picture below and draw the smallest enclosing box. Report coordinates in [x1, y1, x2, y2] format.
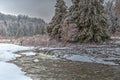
[47, 0, 67, 40]
[65, 0, 110, 43]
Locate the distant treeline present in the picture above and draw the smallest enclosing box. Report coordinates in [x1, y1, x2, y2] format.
[0, 13, 46, 38]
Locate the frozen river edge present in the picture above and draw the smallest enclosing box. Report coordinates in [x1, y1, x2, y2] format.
[0, 42, 120, 80]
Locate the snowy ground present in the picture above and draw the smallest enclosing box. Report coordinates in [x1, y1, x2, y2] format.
[0, 43, 33, 80]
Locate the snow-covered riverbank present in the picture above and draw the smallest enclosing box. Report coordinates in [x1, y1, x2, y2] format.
[0, 43, 33, 80]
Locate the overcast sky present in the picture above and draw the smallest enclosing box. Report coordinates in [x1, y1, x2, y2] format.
[0, 0, 71, 22]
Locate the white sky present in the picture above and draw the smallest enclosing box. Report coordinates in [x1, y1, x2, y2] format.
[0, 0, 71, 22]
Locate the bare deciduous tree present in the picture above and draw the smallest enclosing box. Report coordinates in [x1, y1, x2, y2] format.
[105, 0, 118, 33]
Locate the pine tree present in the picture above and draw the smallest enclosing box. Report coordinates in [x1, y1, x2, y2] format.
[65, 0, 110, 43]
[47, 0, 67, 40]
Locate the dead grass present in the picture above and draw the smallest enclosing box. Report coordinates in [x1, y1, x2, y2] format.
[11, 35, 63, 47]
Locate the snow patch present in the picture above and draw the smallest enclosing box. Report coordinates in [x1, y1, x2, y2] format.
[39, 47, 70, 50]
[0, 43, 33, 52]
[0, 52, 21, 61]
[0, 62, 32, 80]
[0, 43, 33, 61]
[111, 37, 120, 40]
[33, 59, 39, 63]
[21, 52, 36, 56]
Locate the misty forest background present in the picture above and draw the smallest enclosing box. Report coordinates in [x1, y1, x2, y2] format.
[0, 13, 46, 38]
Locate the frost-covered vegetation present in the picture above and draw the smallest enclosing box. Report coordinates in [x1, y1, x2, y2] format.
[0, 13, 46, 38]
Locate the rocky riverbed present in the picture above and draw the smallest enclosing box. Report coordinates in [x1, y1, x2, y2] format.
[10, 41, 120, 80]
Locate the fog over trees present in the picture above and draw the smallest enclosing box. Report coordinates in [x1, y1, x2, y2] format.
[0, 12, 46, 38]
